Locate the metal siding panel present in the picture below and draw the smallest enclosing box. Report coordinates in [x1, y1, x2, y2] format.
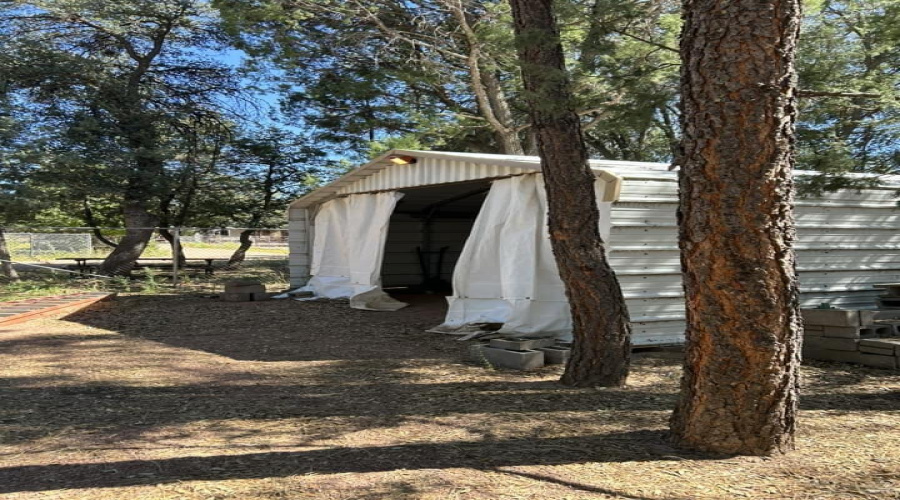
[288, 207, 311, 285]
[609, 177, 900, 337]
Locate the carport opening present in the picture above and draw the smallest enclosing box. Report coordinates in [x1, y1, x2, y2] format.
[380, 180, 491, 303]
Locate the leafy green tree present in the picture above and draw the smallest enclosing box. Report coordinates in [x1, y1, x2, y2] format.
[568, 0, 681, 161]
[1, 0, 244, 274]
[209, 128, 326, 265]
[795, 0, 900, 192]
[216, 0, 678, 159]
[216, 0, 529, 155]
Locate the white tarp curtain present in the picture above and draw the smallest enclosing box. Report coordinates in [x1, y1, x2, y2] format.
[438, 173, 612, 339]
[302, 191, 407, 311]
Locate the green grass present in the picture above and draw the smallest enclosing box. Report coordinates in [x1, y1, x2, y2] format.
[8, 241, 289, 262]
[0, 258, 292, 303]
[130, 241, 288, 257]
[0, 276, 95, 302]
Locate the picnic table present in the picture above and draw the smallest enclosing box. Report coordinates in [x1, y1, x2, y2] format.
[57, 257, 220, 276]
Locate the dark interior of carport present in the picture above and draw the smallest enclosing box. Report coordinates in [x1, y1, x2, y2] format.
[379, 179, 491, 295]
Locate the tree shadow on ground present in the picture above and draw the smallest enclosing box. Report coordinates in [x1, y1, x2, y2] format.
[62, 294, 457, 362]
[7, 295, 900, 497]
[0, 429, 711, 494]
[4, 372, 897, 448]
[0, 376, 678, 444]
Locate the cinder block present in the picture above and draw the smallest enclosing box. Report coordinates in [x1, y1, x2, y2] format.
[803, 327, 824, 337]
[874, 310, 900, 320]
[804, 337, 859, 351]
[859, 345, 895, 356]
[869, 326, 893, 338]
[859, 338, 900, 353]
[803, 346, 863, 364]
[481, 347, 545, 370]
[489, 337, 557, 351]
[220, 292, 252, 302]
[859, 310, 878, 325]
[537, 346, 571, 364]
[874, 321, 900, 336]
[251, 292, 269, 301]
[225, 284, 266, 294]
[822, 326, 865, 339]
[802, 309, 863, 327]
[859, 353, 898, 370]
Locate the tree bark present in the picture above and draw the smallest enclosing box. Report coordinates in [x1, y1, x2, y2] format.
[0, 228, 19, 280]
[98, 203, 158, 276]
[509, 0, 632, 387]
[670, 0, 803, 455]
[82, 200, 118, 249]
[226, 229, 254, 267]
[158, 228, 186, 266]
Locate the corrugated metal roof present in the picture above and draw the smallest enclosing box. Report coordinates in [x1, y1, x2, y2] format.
[292, 149, 900, 210]
[289, 150, 654, 209]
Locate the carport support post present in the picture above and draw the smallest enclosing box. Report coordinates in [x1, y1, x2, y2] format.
[172, 227, 180, 288]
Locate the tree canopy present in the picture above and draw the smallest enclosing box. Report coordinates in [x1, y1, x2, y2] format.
[1, 0, 897, 236]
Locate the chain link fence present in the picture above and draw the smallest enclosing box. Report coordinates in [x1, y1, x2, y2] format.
[1, 227, 290, 300]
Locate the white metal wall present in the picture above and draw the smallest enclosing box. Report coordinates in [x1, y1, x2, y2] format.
[606, 168, 900, 346]
[288, 207, 312, 287]
[289, 156, 900, 346]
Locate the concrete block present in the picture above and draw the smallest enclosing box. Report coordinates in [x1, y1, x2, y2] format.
[220, 292, 252, 302]
[870, 325, 894, 338]
[251, 292, 270, 301]
[859, 345, 895, 356]
[874, 310, 900, 320]
[804, 337, 859, 351]
[859, 353, 898, 370]
[481, 347, 545, 370]
[803, 346, 863, 364]
[859, 338, 900, 353]
[489, 337, 557, 351]
[859, 310, 878, 325]
[822, 326, 865, 339]
[537, 346, 571, 364]
[874, 320, 900, 336]
[802, 309, 862, 327]
[225, 284, 266, 294]
[803, 327, 824, 337]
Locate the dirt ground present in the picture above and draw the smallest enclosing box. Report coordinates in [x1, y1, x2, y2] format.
[0, 294, 898, 499]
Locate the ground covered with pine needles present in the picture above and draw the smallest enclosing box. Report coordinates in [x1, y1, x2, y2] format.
[0, 294, 898, 499]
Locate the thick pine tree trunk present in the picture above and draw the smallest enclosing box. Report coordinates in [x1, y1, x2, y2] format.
[509, 0, 631, 387]
[0, 228, 19, 280]
[670, 0, 803, 455]
[98, 203, 158, 276]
